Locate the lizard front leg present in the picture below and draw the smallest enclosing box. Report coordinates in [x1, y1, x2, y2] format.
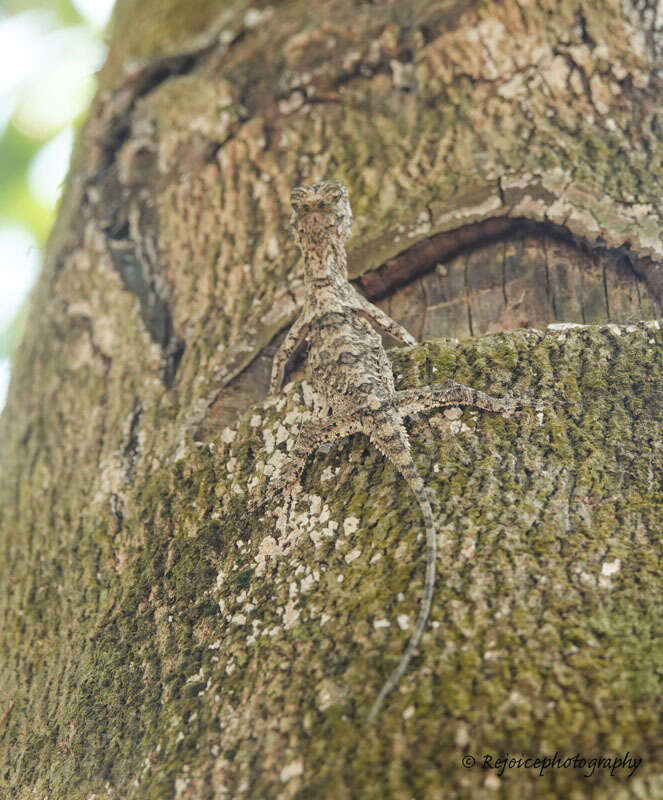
[350, 286, 417, 346]
[396, 379, 518, 417]
[269, 314, 309, 396]
[250, 415, 362, 512]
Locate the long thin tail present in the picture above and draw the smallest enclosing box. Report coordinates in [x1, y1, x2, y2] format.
[367, 427, 436, 722]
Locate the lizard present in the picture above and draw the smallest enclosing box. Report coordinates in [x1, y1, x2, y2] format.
[258, 180, 520, 722]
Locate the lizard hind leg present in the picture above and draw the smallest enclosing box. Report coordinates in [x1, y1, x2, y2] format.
[365, 416, 436, 722]
[255, 414, 361, 511]
[397, 379, 516, 418]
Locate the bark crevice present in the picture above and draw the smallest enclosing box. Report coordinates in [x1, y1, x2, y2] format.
[355, 217, 662, 308]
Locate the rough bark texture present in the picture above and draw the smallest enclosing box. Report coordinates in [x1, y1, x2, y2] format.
[2, 0, 663, 798]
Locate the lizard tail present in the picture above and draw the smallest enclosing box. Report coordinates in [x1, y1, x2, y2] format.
[366, 421, 436, 723]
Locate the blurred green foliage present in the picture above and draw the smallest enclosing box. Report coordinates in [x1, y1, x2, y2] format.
[0, 0, 105, 358]
[1, 0, 83, 24]
[0, 121, 54, 243]
[0, 0, 89, 239]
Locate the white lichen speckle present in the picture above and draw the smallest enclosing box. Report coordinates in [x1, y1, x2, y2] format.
[263, 428, 275, 455]
[397, 614, 410, 630]
[280, 759, 304, 783]
[408, 209, 432, 238]
[547, 322, 585, 332]
[484, 772, 501, 790]
[255, 535, 281, 576]
[244, 7, 273, 29]
[283, 599, 300, 629]
[601, 558, 621, 577]
[276, 423, 289, 445]
[343, 516, 360, 535]
[279, 92, 305, 115]
[221, 427, 236, 444]
[302, 381, 315, 407]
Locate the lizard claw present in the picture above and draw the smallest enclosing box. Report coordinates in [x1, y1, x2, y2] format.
[247, 494, 267, 515]
[504, 394, 549, 423]
[514, 393, 549, 411]
[247, 474, 300, 516]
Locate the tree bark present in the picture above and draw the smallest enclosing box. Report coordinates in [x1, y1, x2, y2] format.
[2, 1, 663, 797]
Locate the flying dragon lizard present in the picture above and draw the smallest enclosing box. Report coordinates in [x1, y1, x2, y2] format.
[255, 180, 521, 721]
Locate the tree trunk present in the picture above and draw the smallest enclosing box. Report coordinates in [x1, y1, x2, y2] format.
[2, 1, 663, 797]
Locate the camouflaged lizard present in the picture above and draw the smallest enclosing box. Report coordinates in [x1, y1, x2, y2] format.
[262, 181, 519, 721]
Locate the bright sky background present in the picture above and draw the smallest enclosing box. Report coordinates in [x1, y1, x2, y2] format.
[0, 0, 114, 405]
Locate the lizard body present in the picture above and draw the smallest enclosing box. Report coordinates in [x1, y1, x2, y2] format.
[263, 181, 517, 721]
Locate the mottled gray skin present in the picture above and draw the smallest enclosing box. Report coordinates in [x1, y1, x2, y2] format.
[266, 181, 517, 721]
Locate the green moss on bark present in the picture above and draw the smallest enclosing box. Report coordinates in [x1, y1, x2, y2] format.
[3, 324, 663, 798]
[3, 0, 663, 797]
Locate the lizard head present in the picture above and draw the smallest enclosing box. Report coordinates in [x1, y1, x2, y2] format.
[289, 181, 353, 258]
